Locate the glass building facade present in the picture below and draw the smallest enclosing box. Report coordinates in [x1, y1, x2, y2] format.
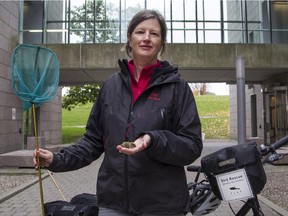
[19, 0, 288, 45]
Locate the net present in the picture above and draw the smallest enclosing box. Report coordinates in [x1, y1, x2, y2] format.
[11, 44, 59, 110]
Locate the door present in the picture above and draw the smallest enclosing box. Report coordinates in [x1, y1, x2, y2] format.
[251, 94, 257, 137]
[275, 89, 288, 140]
[264, 86, 288, 144]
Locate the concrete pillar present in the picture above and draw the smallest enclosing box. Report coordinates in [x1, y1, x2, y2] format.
[236, 56, 246, 144]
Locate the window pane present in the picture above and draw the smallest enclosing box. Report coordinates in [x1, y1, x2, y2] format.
[226, 0, 242, 23]
[121, 0, 144, 21]
[205, 22, 221, 30]
[46, 1, 64, 21]
[198, 22, 204, 29]
[70, 22, 86, 30]
[46, 23, 65, 43]
[70, 0, 86, 21]
[173, 22, 184, 29]
[204, 0, 220, 20]
[172, 0, 184, 20]
[173, 30, 184, 43]
[185, 22, 196, 30]
[184, 0, 196, 20]
[106, 0, 120, 20]
[198, 30, 204, 43]
[164, 0, 171, 20]
[205, 30, 221, 43]
[70, 30, 85, 43]
[197, 0, 204, 20]
[186, 30, 196, 43]
[227, 30, 244, 43]
[271, 1, 288, 43]
[167, 29, 172, 43]
[147, 0, 165, 13]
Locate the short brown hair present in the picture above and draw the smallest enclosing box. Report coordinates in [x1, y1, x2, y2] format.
[125, 10, 167, 58]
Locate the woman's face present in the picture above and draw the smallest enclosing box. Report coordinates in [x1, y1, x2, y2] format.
[129, 18, 163, 63]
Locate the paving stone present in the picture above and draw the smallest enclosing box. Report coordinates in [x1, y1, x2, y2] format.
[0, 140, 286, 216]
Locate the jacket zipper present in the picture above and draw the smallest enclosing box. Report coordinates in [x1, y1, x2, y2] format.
[124, 92, 133, 212]
[124, 123, 130, 212]
[119, 63, 176, 212]
[160, 107, 166, 130]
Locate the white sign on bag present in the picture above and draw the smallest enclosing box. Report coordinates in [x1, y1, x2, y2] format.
[216, 168, 253, 202]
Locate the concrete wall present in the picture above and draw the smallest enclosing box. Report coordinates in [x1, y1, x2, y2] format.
[38, 89, 62, 146]
[44, 43, 288, 86]
[247, 85, 264, 140]
[229, 84, 264, 142]
[0, 1, 22, 153]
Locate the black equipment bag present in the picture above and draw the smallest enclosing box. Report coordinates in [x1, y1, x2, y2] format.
[44, 193, 98, 216]
[201, 142, 266, 200]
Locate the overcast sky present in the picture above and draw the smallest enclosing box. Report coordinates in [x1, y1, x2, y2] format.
[209, 83, 229, 95]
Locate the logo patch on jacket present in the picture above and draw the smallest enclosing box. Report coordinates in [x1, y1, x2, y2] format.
[148, 92, 160, 101]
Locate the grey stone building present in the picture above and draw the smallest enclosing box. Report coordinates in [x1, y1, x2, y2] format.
[228, 0, 288, 144]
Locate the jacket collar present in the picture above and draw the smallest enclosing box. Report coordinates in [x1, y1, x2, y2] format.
[118, 59, 180, 83]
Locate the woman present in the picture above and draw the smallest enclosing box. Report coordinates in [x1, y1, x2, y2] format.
[34, 9, 203, 216]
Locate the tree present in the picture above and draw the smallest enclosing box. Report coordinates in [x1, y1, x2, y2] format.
[63, 2, 143, 110]
[63, 0, 116, 110]
[190, 83, 209, 95]
[62, 84, 101, 111]
[69, 0, 118, 43]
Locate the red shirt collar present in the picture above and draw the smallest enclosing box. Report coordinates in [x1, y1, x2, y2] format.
[128, 59, 161, 81]
[128, 60, 161, 102]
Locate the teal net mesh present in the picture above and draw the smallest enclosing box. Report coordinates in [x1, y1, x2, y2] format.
[11, 44, 59, 110]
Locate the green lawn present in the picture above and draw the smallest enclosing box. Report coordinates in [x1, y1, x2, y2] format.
[62, 95, 230, 143]
[195, 95, 230, 139]
[62, 103, 91, 144]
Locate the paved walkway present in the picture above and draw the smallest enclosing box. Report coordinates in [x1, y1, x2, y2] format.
[0, 140, 287, 216]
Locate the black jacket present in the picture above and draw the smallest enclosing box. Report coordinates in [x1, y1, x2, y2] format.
[49, 59, 203, 214]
